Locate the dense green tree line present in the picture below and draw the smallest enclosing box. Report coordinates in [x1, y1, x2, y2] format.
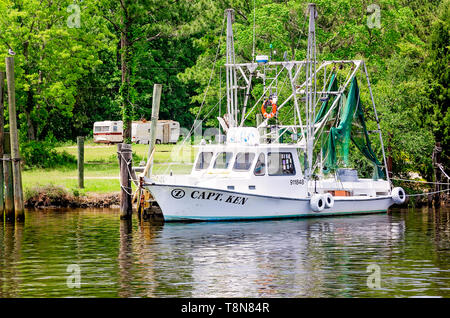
[0, 0, 448, 179]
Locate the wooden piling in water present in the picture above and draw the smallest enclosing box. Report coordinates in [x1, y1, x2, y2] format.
[3, 155, 14, 221]
[77, 136, 84, 189]
[0, 71, 5, 215]
[5, 56, 24, 221]
[433, 142, 442, 207]
[118, 143, 133, 219]
[3, 133, 14, 220]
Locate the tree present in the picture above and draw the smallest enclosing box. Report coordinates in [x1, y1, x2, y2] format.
[425, 0, 449, 169]
[0, 0, 108, 141]
[95, 0, 206, 143]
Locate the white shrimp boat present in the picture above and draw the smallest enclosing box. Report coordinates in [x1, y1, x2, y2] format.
[142, 4, 406, 221]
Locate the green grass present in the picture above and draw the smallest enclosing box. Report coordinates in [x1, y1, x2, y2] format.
[23, 143, 196, 194]
[55, 143, 195, 163]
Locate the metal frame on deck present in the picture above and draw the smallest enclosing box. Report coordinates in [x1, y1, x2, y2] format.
[222, 5, 390, 184]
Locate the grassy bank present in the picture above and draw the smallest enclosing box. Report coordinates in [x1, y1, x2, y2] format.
[22, 142, 196, 198]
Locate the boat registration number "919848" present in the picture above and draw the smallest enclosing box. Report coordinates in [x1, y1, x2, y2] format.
[290, 179, 305, 185]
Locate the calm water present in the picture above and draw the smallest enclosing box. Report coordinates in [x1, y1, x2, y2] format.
[0, 207, 449, 298]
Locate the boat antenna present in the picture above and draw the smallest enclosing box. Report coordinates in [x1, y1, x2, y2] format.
[252, 0, 256, 63]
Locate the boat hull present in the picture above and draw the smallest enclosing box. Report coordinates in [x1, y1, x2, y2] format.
[144, 183, 394, 222]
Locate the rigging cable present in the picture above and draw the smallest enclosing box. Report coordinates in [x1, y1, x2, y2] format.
[180, 15, 226, 146]
[391, 178, 450, 185]
[406, 188, 450, 197]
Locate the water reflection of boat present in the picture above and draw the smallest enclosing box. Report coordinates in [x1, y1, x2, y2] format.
[143, 4, 406, 222]
[134, 214, 405, 297]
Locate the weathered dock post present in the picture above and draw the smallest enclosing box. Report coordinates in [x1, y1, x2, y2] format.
[137, 84, 165, 222]
[118, 143, 133, 219]
[77, 136, 84, 188]
[146, 84, 162, 177]
[0, 71, 5, 215]
[5, 56, 24, 221]
[3, 133, 14, 221]
[432, 142, 442, 207]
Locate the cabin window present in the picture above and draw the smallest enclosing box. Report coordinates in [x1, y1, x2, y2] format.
[195, 152, 213, 170]
[213, 152, 233, 169]
[113, 125, 118, 132]
[233, 152, 255, 171]
[254, 153, 266, 176]
[268, 152, 296, 176]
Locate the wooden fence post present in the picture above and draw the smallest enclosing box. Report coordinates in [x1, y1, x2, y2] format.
[118, 143, 132, 219]
[5, 56, 24, 221]
[77, 136, 84, 188]
[0, 71, 5, 215]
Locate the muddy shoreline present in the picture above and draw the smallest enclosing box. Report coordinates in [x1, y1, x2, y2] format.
[25, 190, 121, 209]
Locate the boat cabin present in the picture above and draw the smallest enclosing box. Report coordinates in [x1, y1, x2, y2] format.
[189, 128, 309, 198]
[187, 127, 390, 199]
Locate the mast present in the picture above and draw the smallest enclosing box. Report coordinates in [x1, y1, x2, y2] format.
[225, 9, 238, 127]
[305, 3, 317, 179]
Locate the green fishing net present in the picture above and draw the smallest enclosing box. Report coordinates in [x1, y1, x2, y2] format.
[320, 76, 384, 178]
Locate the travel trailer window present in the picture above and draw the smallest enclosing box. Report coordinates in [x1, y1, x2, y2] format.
[195, 152, 213, 170]
[268, 152, 296, 176]
[233, 152, 255, 171]
[254, 153, 266, 176]
[214, 152, 233, 169]
[95, 126, 109, 132]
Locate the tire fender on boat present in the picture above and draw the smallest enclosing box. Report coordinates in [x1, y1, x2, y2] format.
[391, 187, 406, 205]
[323, 193, 334, 209]
[310, 194, 325, 212]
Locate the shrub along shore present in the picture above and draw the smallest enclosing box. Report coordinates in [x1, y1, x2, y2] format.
[22, 142, 195, 209]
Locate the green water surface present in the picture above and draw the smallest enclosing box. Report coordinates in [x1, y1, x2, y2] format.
[0, 207, 449, 297]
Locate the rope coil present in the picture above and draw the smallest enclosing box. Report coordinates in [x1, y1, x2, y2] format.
[118, 151, 140, 197]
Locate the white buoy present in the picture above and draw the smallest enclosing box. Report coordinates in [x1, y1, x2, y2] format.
[323, 193, 334, 208]
[310, 194, 325, 212]
[392, 187, 406, 204]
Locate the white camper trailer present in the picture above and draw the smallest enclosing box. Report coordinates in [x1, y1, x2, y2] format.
[93, 121, 123, 143]
[93, 120, 180, 144]
[131, 120, 180, 144]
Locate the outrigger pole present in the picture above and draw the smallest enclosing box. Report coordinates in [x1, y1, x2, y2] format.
[305, 3, 317, 180]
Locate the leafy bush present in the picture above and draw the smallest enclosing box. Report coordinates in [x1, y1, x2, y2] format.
[20, 140, 77, 169]
[25, 184, 74, 208]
